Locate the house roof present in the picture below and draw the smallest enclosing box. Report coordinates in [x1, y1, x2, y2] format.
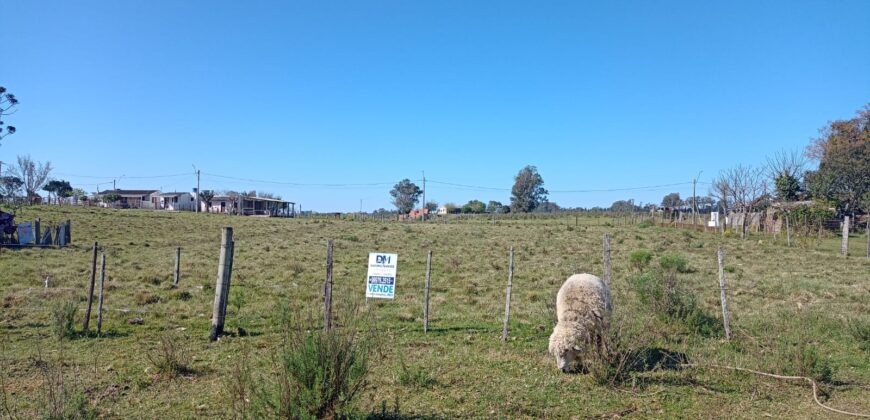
[98, 189, 158, 196]
[158, 192, 190, 197]
[241, 196, 294, 204]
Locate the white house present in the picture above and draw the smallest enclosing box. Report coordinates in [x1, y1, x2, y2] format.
[96, 189, 159, 209]
[436, 206, 448, 215]
[158, 192, 196, 211]
[201, 195, 235, 214]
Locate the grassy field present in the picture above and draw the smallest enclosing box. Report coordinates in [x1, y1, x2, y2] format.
[1, 205, 868, 418]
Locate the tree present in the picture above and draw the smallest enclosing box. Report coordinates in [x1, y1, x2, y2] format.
[8, 155, 52, 203]
[766, 149, 806, 202]
[199, 190, 215, 212]
[714, 164, 767, 239]
[510, 165, 548, 213]
[486, 200, 505, 214]
[102, 191, 121, 205]
[0, 176, 23, 201]
[424, 201, 438, 212]
[804, 104, 870, 214]
[0, 86, 19, 144]
[389, 179, 422, 214]
[660, 193, 682, 209]
[71, 188, 88, 205]
[535, 201, 561, 213]
[461, 200, 486, 214]
[610, 199, 637, 213]
[43, 180, 72, 205]
[443, 202, 459, 214]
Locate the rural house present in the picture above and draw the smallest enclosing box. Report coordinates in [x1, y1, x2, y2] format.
[240, 196, 295, 217]
[96, 189, 159, 209]
[158, 192, 196, 211]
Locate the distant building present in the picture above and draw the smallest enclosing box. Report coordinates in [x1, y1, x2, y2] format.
[436, 206, 448, 215]
[158, 192, 196, 211]
[96, 189, 159, 209]
[408, 208, 429, 219]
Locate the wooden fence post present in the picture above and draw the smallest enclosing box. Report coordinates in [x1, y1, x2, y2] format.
[324, 239, 334, 331]
[603, 234, 612, 287]
[785, 212, 791, 247]
[501, 247, 514, 342]
[866, 217, 869, 260]
[717, 246, 732, 340]
[841, 216, 850, 257]
[173, 247, 182, 286]
[423, 250, 432, 334]
[210, 227, 234, 341]
[83, 241, 99, 331]
[96, 252, 106, 335]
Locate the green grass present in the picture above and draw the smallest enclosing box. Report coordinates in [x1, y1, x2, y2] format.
[1, 206, 869, 418]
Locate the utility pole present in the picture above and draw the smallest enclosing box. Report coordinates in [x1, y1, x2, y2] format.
[192, 165, 201, 213]
[693, 171, 702, 226]
[422, 170, 426, 221]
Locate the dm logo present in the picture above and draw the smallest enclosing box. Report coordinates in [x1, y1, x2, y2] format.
[376, 255, 391, 264]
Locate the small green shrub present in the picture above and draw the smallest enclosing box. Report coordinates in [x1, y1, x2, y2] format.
[229, 303, 377, 419]
[659, 253, 689, 274]
[51, 300, 78, 340]
[629, 250, 653, 272]
[396, 357, 435, 388]
[847, 318, 870, 355]
[147, 333, 194, 379]
[637, 220, 653, 229]
[135, 291, 161, 305]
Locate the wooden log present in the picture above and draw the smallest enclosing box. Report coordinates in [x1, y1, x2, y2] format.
[324, 239, 334, 331]
[717, 246, 732, 340]
[501, 247, 514, 342]
[173, 247, 181, 286]
[96, 253, 106, 335]
[423, 250, 432, 334]
[210, 227, 234, 341]
[83, 242, 99, 331]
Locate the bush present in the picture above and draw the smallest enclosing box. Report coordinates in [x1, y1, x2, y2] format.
[630, 271, 720, 337]
[637, 220, 653, 229]
[629, 250, 653, 272]
[51, 301, 78, 340]
[847, 318, 870, 355]
[396, 356, 435, 388]
[229, 302, 377, 419]
[147, 333, 194, 379]
[659, 253, 689, 274]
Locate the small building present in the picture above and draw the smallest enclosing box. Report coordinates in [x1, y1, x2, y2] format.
[202, 195, 235, 214]
[240, 196, 295, 217]
[158, 192, 196, 211]
[96, 189, 159, 209]
[408, 208, 429, 219]
[436, 206, 448, 215]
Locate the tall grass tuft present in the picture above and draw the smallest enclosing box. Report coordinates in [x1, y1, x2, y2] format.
[229, 300, 377, 419]
[51, 300, 78, 340]
[147, 333, 194, 379]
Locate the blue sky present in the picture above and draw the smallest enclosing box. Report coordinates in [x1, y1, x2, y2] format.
[2, 1, 869, 211]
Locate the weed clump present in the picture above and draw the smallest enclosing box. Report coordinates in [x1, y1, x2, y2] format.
[51, 300, 78, 340]
[229, 302, 377, 419]
[629, 249, 653, 272]
[147, 333, 194, 379]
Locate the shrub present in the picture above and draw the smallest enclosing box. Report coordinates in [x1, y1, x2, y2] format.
[847, 318, 870, 355]
[147, 333, 194, 379]
[629, 250, 653, 272]
[659, 253, 689, 274]
[396, 356, 435, 388]
[630, 271, 720, 337]
[637, 220, 653, 229]
[51, 301, 78, 340]
[229, 302, 377, 419]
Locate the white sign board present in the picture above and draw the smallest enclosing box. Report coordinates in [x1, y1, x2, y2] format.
[366, 252, 398, 299]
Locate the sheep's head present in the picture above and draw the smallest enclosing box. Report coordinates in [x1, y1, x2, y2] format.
[548, 323, 584, 373]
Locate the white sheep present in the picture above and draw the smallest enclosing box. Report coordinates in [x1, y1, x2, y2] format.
[548, 273, 613, 373]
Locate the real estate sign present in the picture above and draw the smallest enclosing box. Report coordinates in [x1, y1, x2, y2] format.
[366, 252, 397, 299]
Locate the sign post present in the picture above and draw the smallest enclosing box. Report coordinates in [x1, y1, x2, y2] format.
[366, 252, 398, 299]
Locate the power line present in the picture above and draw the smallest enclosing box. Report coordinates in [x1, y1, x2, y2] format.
[54, 172, 190, 180]
[201, 172, 409, 188]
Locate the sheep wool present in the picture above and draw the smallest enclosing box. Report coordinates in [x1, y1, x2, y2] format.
[548, 273, 613, 372]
